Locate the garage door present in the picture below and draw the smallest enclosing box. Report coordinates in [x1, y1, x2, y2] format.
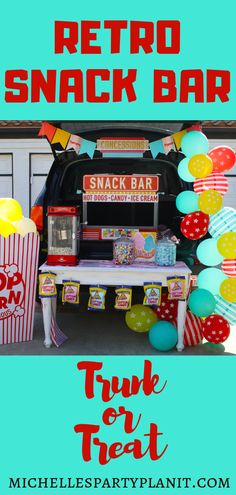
[0, 154, 13, 197]
[30, 153, 53, 207]
[209, 139, 236, 210]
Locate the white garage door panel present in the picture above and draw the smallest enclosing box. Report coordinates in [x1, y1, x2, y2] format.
[31, 154, 53, 174]
[0, 177, 12, 197]
[31, 176, 47, 206]
[208, 139, 236, 209]
[224, 177, 236, 207]
[0, 154, 12, 174]
[30, 153, 53, 208]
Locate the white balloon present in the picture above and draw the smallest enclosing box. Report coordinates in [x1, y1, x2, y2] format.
[15, 217, 37, 236]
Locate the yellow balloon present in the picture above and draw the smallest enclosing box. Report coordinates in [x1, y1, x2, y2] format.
[0, 219, 17, 237]
[0, 198, 23, 222]
[217, 232, 236, 258]
[198, 189, 223, 215]
[188, 154, 213, 178]
[220, 278, 236, 302]
[15, 217, 37, 237]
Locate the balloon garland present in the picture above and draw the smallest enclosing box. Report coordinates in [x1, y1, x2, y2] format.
[176, 130, 236, 344]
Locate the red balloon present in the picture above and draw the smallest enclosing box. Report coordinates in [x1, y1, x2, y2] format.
[222, 259, 236, 278]
[209, 146, 236, 173]
[202, 314, 230, 344]
[184, 310, 203, 346]
[153, 291, 178, 322]
[180, 211, 209, 240]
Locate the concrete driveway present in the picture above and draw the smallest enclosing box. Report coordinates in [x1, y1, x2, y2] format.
[0, 302, 235, 356]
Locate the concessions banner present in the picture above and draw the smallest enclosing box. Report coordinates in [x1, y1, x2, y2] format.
[38, 122, 200, 158]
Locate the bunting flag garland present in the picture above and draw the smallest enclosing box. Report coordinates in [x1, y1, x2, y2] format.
[38, 122, 57, 141]
[38, 121, 97, 158]
[149, 140, 165, 158]
[162, 135, 175, 154]
[66, 134, 82, 151]
[51, 128, 71, 149]
[38, 122, 201, 160]
[78, 137, 96, 159]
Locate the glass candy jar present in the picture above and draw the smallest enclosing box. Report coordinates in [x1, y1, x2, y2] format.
[155, 237, 176, 266]
[113, 235, 135, 265]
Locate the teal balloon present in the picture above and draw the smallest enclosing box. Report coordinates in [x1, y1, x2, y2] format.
[197, 239, 224, 266]
[181, 131, 209, 157]
[188, 289, 216, 317]
[176, 191, 199, 214]
[148, 321, 178, 352]
[178, 157, 195, 182]
[198, 268, 227, 295]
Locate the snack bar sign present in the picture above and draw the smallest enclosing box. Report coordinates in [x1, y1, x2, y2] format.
[83, 175, 159, 203]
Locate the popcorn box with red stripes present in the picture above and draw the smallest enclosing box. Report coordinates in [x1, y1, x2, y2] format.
[0, 233, 39, 345]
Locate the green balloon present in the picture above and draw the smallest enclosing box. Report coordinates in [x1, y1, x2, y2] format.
[125, 304, 158, 333]
[203, 342, 225, 353]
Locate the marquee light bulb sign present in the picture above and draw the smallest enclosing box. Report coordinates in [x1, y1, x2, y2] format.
[82, 174, 159, 203]
[3, 20, 231, 104]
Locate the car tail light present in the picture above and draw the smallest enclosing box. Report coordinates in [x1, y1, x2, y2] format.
[30, 205, 43, 231]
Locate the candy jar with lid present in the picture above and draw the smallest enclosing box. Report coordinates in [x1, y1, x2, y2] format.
[113, 234, 135, 265]
[155, 236, 176, 266]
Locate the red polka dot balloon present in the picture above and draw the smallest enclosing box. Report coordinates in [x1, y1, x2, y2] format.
[180, 211, 209, 240]
[153, 291, 178, 322]
[202, 314, 230, 344]
[209, 146, 236, 173]
[222, 259, 236, 278]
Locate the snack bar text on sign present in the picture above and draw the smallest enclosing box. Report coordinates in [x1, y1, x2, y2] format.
[83, 175, 159, 192]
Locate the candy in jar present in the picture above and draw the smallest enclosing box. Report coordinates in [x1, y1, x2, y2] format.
[155, 237, 176, 266]
[113, 235, 135, 265]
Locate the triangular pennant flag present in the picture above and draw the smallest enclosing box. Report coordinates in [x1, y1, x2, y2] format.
[78, 138, 96, 159]
[67, 134, 82, 151]
[162, 136, 176, 153]
[149, 139, 165, 158]
[173, 129, 187, 150]
[51, 128, 71, 149]
[38, 122, 57, 141]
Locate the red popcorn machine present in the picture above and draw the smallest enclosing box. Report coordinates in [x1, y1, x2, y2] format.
[47, 206, 80, 265]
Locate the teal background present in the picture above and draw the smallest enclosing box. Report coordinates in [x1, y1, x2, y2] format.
[0, 357, 235, 495]
[0, 0, 236, 119]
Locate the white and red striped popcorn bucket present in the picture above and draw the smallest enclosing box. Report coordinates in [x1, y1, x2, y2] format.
[0, 233, 39, 345]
